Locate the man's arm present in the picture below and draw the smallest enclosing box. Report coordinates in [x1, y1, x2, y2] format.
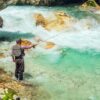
[12, 55, 15, 62]
[21, 44, 38, 49]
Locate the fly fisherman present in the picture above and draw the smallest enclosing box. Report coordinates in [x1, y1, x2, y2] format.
[12, 39, 37, 81]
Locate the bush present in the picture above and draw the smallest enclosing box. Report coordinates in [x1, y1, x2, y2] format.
[2, 88, 17, 100]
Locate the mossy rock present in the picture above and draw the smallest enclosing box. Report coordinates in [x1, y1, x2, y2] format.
[86, 0, 98, 7]
[81, 0, 99, 9]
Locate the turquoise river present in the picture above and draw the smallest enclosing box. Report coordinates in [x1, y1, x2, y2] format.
[0, 5, 100, 100]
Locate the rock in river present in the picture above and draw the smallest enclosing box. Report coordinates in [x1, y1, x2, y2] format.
[0, 17, 3, 28]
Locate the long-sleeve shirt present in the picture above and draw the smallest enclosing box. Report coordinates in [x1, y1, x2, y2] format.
[12, 44, 35, 60]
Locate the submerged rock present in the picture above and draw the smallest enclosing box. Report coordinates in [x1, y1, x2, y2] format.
[0, 17, 3, 28]
[34, 11, 74, 31]
[0, 53, 5, 58]
[45, 42, 55, 49]
[17, 39, 33, 47]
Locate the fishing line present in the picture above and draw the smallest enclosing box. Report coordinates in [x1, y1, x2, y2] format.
[40, 33, 62, 42]
[31, 33, 64, 58]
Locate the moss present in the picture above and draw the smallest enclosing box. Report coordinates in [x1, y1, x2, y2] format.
[86, 0, 98, 7]
[82, 0, 99, 8]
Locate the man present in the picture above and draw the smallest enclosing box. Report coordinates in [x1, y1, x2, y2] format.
[12, 39, 37, 81]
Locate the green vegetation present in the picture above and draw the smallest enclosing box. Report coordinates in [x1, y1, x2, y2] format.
[84, 0, 99, 7]
[3, 88, 17, 100]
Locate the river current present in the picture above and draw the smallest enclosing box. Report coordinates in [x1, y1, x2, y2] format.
[0, 5, 100, 100]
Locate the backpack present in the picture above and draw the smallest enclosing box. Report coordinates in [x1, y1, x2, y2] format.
[12, 45, 25, 57]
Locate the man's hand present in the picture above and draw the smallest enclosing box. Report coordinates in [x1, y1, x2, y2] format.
[32, 44, 38, 48]
[13, 59, 15, 62]
[13, 59, 16, 62]
[12, 55, 15, 62]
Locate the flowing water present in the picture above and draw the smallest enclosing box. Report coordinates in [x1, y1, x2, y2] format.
[0, 5, 100, 100]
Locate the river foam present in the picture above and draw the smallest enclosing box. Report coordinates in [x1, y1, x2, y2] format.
[0, 6, 100, 51]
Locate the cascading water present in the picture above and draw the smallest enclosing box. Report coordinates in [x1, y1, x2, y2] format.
[0, 5, 100, 100]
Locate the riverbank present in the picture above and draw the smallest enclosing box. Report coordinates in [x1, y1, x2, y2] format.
[0, 68, 38, 99]
[0, 67, 53, 100]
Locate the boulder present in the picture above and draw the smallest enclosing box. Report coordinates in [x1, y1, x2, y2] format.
[34, 13, 48, 27]
[81, 0, 100, 10]
[17, 39, 33, 47]
[45, 42, 55, 49]
[0, 17, 3, 28]
[34, 12, 73, 31]
[0, 53, 5, 58]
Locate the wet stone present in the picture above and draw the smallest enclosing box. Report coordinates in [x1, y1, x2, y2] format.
[0, 17, 3, 28]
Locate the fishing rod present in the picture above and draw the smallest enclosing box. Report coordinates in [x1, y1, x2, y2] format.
[35, 32, 63, 44]
[32, 32, 65, 59]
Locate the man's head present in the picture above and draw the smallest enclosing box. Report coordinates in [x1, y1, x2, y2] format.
[16, 39, 21, 45]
